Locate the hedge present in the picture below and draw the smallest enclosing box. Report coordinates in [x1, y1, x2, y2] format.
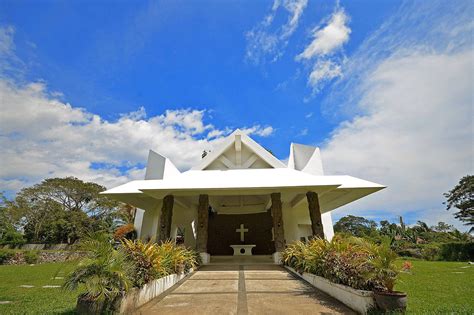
[439, 242, 474, 261]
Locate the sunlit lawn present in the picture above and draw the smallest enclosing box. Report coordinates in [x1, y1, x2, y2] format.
[0, 262, 81, 314]
[396, 259, 474, 314]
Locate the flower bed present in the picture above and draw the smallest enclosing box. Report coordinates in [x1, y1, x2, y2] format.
[281, 236, 409, 313]
[285, 266, 374, 314]
[63, 234, 200, 314]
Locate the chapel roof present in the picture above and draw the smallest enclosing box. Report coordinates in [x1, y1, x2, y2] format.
[101, 129, 385, 213]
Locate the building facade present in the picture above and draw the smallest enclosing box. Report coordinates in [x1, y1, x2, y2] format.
[103, 130, 384, 263]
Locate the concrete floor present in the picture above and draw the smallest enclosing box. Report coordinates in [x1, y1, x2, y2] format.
[135, 260, 355, 315]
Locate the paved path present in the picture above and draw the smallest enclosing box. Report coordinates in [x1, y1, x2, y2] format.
[135, 264, 355, 315]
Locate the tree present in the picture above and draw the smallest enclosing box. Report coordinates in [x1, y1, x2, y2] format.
[9, 177, 121, 243]
[0, 193, 25, 245]
[334, 215, 377, 237]
[444, 175, 473, 226]
[432, 221, 454, 233]
[17, 177, 118, 217]
[413, 221, 431, 233]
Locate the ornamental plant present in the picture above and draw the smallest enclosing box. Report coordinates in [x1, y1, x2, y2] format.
[367, 240, 400, 292]
[63, 233, 133, 310]
[113, 223, 136, 241]
[121, 239, 200, 287]
[65, 234, 200, 312]
[282, 236, 402, 292]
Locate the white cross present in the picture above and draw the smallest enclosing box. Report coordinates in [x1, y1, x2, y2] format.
[236, 224, 249, 242]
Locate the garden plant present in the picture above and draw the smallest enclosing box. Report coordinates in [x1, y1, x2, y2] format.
[63, 233, 200, 313]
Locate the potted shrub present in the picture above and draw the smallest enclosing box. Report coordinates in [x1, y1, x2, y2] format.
[369, 242, 407, 312]
[63, 233, 133, 314]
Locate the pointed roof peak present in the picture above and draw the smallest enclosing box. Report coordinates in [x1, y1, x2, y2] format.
[191, 129, 285, 170]
[232, 128, 243, 135]
[288, 143, 324, 176]
[145, 150, 180, 180]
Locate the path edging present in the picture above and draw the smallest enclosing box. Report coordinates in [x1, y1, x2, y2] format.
[117, 268, 195, 313]
[284, 266, 375, 314]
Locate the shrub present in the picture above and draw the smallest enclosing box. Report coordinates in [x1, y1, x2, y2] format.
[121, 239, 199, 287]
[282, 236, 402, 292]
[24, 250, 39, 264]
[420, 244, 441, 261]
[439, 242, 474, 261]
[65, 235, 201, 312]
[396, 247, 422, 259]
[367, 240, 400, 292]
[113, 224, 136, 241]
[63, 233, 133, 310]
[121, 239, 160, 287]
[0, 229, 26, 247]
[0, 249, 14, 264]
[395, 243, 442, 261]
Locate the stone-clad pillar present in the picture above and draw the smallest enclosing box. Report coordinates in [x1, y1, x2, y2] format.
[306, 191, 324, 238]
[158, 195, 174, 242]
[196, 194, 209, 253]
[271, 193, 285, 252]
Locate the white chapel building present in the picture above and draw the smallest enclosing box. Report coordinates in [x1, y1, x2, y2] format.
[103, 129, 384, 263]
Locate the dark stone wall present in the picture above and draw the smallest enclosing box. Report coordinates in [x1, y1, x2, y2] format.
[207, 210, 275, 255]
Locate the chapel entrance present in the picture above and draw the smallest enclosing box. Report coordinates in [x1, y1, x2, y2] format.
[207, 209, 275, 255]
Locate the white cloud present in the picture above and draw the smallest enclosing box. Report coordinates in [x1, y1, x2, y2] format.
[321, 1, 473, 230]
[0, 25, 25, 79]
[0, 25, 275, 192]
[308, 59, 342, 91]
[296, 8, 350, 92]
[240, 125, 275, 137]
[120, 106, 147, 120]
[0, 26, 15, 55]
[296, 9, 350, 60]
[161, 108, 211, 135]
[298, 128, 308, 136]
[245, 0, 308, 64]
[0, 79, 274, 192]
[280, 0, 308, 39]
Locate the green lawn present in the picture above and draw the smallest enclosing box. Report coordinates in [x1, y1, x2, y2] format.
[396, 259, 474, 314]
[0, 262, 81, 314]
[0, 260, 472, 314]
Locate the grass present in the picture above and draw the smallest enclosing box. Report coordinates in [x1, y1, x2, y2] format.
[0, 262, 82, 314]
[396, 259, 474, 314]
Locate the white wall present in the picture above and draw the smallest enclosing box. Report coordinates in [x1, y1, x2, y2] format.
[283, 202, 334, 244]
[170, 203, 197, 248]
[140, 202, 161, 242]
[138, 200, 198, 248]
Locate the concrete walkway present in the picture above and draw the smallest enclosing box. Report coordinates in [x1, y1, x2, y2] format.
[135, 263, 355, 315]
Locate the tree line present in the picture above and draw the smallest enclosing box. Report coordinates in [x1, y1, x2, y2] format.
[0, 177, 134, 245]
[333, 175, 473, 260]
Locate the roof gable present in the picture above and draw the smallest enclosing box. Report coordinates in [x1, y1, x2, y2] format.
[288, 143, 324, 175]
[145, 150, 180, 180]
[191, 129, 286, 170]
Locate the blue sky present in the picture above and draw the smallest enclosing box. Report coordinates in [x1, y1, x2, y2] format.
[0, 0, 472, 230]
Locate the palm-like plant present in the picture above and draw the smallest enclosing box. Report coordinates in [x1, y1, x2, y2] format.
[368, 240, 400, 292]
[63, 233, 133, 308]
